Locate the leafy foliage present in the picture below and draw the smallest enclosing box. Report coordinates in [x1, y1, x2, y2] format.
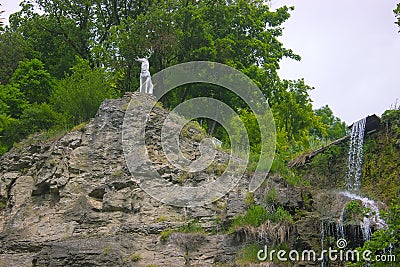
[0, 31, 38, 85]
[230, 205, 292, 231]
[51, 57, 114, 126]
[235, 243, 263, 264]
[231, 205, 268, 228]
[349, 201, 400, 267]
[19, 103, 64, 134]
[0, 84, 28, 117]
[395, 3, 400, 31]
[0, 0, 349, 160]
[312, 105, 347, 141]
[361, 107, 400, 203]
[0, 3, 4, 31]
[10, 59, 56, 104]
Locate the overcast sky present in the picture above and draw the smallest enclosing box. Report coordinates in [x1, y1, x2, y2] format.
[3, 1, 400, 124]
[272, 0, 400, 124]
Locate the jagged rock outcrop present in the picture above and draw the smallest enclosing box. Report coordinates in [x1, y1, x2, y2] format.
[0, 93, 251, 266]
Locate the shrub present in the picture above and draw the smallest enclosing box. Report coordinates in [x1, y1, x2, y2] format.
[266, 207, 293, 224]
[264, 188, 277, 203]
[235, 243, 263, 265]
[51, 57, 115, 126]
[231, 205, 268, 230]
[230, 205, 293, 233]
[159, 220, 204, 243]
[245, 192, 255, 206]
[160, 229, 174, 242]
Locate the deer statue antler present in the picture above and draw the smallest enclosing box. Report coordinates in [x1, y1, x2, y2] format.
[145, 47, 154, 59]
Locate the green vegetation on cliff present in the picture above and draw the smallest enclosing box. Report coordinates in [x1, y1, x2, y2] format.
[0, 0, 347, 159]
[362, 109, 400, 203]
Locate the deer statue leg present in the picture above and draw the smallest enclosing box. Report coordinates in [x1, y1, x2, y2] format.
[143, 78, 146, 93]
[148, 78, 153, 94]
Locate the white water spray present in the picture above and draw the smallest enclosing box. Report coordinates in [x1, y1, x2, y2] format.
[340, 191, 387, 241]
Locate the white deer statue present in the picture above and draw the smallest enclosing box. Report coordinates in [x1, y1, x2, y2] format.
[136, 48, 154, 94]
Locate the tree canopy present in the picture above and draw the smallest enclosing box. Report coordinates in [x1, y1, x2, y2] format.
[0, 0, 347, 159]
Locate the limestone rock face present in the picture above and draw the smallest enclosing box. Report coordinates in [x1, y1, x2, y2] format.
[0, 93, 250, 267]
[1, 92, 381, 267]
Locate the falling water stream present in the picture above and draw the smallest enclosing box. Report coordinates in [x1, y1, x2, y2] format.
[338, 118, 387, 241]
[340, 191, 387, 241]
[318, 117, 388, 267]
[345, 118, 366, 191]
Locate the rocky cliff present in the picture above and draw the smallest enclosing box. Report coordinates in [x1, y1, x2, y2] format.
[1, 92, 397, 267]
[0, 93, 257, 266]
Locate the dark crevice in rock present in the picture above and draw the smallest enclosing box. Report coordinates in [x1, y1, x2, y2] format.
[111, 180, 134, 190]
[88, 187, 106, 200]
[6, 177, 18, 208]
[32, 182, 50, 196]
[102, 205, 131, 213]
[31, 182, 61, 203]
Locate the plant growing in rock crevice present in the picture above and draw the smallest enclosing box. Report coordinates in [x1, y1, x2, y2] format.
[230, 205, 294, 245]
[159, 219, 205, 243]
[169, 232, 206, 266]
[0, 199, 6, 209]
[206, 161, 227, 175]
[245, 192, 255, 206]
[130, 253, 141, 262]
[264, 187, 277, 204]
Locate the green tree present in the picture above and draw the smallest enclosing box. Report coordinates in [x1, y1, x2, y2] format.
[0, 84, 28, 118]
[106, 0, 182, 92]
[9, 4, 77, 78]
[20, 103, 64, 134]
[51, 57, 115, 126]
[1, 103, 64, 150]
[17, 0, 154, 67]
[394, 3, 400, 31]
[0, 84, 29, 154]
[10, 59, 56, 104]
[12, 0, 302, 108]
[0, 84, 63, 153]
[0, 31, 38, 85]
[0, 114, 16, 154]
[272, 79, 322, 147]
[312, 105, 347, 141]
[0, 3, 4, 31]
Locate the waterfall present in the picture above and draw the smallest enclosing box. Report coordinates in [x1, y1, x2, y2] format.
[337, 209, 345, 239]
[345, 118, 366, 191]
[340, 191, 387, 241]
[339, 117, 387, 241]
